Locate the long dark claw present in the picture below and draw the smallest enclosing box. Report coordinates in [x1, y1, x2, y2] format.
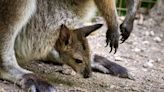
[122, 40, 126, 43]
[109, 42, 113, 53]
[114, 48, 117, 54]
[105, 42, 109, 47]
[120, 39, 125, 44]
[110, 47, 113, 53]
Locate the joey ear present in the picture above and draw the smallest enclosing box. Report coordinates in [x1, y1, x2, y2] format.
[75, 24, 103, 37]
[59, 24, 70, 45]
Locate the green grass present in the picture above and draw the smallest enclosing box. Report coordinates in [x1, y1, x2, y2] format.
[116, 0, 158, 16]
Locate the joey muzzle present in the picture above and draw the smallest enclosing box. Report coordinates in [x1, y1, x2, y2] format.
[81, 66, 92, 78]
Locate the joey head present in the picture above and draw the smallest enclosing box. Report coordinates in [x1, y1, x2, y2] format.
[55, 24, 103, 78]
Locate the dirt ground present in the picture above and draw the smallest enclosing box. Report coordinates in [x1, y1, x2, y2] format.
[0, 16, 164, 92]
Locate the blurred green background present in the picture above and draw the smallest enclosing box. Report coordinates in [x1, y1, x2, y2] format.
[116, 0, 158, 16]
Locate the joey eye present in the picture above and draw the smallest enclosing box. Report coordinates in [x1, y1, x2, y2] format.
[75, 59, 83, 64]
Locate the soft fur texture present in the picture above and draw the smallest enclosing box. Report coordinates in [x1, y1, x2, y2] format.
[0, 0, 139, 91]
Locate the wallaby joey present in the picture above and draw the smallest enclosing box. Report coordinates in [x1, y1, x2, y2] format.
[16, 24, 102, 91]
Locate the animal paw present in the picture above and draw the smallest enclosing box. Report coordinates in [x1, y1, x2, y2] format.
[92, 55, 134, 80]
[21, 74, 57, 92]
[106, 29, 119, 54]
[120, 22, 133, 43]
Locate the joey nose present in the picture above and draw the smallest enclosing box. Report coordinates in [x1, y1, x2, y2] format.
[83, 72, 91, 78]
[82, 67, 92, 78]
